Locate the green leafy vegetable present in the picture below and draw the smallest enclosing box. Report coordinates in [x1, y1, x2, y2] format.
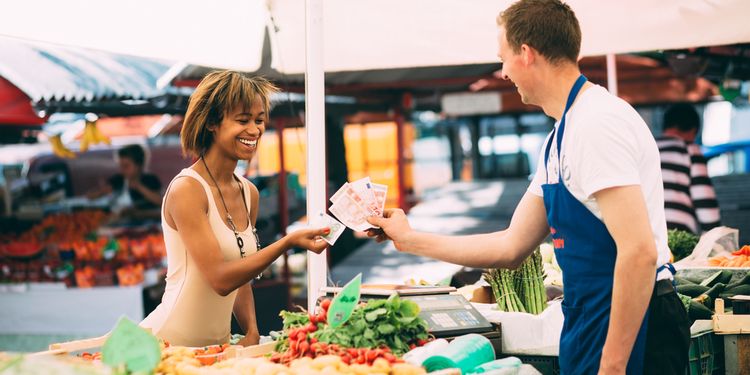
[668, 229, 699, 261]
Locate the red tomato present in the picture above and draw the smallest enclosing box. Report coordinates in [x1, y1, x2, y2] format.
[321, 299, 331, 311]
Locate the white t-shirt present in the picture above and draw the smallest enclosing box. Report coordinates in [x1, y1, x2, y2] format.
[528, 85, 672, 280]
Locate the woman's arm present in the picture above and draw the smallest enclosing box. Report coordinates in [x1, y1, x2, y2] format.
[166, 177, 328, 296]
[232, 283, 260, 346]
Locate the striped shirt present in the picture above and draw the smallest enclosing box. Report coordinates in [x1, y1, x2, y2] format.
[656, 136, 720, 234]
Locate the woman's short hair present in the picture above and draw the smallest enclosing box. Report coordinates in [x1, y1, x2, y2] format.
[181, 70, 279, 158]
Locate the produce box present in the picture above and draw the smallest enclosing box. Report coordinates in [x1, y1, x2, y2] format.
[688, 331, 715, 375]
[473, 301, 562, 356]
[510, 355, 559, 375]
[713, 299, 750, 334]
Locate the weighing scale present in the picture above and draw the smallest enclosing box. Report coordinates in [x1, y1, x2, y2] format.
[320, 285, 496, 338]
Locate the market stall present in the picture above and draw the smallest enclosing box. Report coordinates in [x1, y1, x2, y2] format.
[0, 276, 543, 375]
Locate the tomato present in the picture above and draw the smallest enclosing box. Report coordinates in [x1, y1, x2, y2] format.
[299, 341, 310, 354]
[366, 350, 378, 362]
[306, 323, 318, 333]
[321, 299, 331, 311]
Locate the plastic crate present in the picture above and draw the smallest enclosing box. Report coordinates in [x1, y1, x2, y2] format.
[514, 355, 560, 375]
[687, 332, 714, 375]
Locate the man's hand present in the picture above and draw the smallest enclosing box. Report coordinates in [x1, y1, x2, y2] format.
[127, 177, 142, 191]
[366, 208, 413, 251]
[236, 332, 260, 347]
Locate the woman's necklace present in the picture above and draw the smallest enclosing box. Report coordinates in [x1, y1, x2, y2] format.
[201, 157, 263, 279]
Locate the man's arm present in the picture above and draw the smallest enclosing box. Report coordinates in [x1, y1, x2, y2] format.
[233, 283, 260, 346]
[131, 176, 162, 206]
[367, 191, 550, 269]
[596, 185, 657, 374]
[687, 144, 720, 232]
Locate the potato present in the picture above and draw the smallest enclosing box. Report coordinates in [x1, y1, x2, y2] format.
[391, 363, 427, 375]
[311, 355, 342, 369]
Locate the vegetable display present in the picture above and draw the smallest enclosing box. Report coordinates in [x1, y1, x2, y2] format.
[707, 245, 750, 267]
[667, 229, 699, 262]
[273, 294, 430, 365]
[484, 249, 547, 314]
[676, 270, 750, 320]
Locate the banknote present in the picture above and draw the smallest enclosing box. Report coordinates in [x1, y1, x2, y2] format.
[311, 211, 345, 245]
[370, 183, 388, 214]
[330, 182, 350, 203]
[348, 177, 380, 216]
[329, 196, 373, 232]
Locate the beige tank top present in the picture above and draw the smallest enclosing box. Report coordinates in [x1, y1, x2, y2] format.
[140, 168, 257, 347]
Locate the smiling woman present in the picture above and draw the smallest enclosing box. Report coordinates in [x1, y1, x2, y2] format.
[139, 70, 331, 347]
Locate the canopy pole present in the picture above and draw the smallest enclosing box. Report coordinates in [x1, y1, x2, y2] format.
[304, 0, 327, 312]
[276, 118, 292, 309]
[394, 109, 407, 211]
[606, 53, 618, 96]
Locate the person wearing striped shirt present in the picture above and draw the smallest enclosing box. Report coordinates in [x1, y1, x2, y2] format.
[657, 103, 721, 234]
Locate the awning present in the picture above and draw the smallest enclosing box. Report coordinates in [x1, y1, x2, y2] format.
[1, 0, 748, 73]
[0, 36, 171, 111]
[0, 76, 45, 126]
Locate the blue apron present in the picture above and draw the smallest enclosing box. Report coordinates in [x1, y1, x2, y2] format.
[541, 75, 649, 374]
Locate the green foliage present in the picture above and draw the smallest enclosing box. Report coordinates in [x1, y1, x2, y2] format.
[277, 294, 429, 355]
[668, 229, 699, 261]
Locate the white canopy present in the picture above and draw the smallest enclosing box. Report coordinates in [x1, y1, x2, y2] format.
[1, 0, 749, 73]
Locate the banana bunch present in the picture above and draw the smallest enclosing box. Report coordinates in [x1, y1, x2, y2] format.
[50, 134, 76, 159]
[80, 120, 110, 152]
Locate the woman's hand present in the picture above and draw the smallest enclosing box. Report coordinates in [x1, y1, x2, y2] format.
[285, 227, 330, 253]
[236, 332, 260, 347]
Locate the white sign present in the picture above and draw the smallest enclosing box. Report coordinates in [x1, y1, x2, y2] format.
[441, 91, 502, 116]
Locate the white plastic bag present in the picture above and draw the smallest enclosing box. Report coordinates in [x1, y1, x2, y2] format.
[675, 226, 739, 268]
[472, 301, 563, 356]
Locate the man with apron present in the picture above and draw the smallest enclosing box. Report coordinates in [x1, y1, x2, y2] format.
[368, 0, 690, 373]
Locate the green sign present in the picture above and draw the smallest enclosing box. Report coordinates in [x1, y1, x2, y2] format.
[102, 317, 161, 373]
[327, 273, 362, 328]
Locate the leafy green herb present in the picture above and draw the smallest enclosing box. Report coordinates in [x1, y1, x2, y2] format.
[668, 229, 699, 261]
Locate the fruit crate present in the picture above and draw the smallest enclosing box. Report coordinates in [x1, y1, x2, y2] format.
[687, 331, 714, 375]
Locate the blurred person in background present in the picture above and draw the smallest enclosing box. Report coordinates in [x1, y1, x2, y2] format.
[656, 103, 720, 234]
[87, 144, 162, 216]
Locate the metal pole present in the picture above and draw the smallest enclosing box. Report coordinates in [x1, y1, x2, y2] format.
[276, 119, 291, 309]
[606, 53, 619, 96]
[304, 0, 327, 312]
[394, 109, 407, 211]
